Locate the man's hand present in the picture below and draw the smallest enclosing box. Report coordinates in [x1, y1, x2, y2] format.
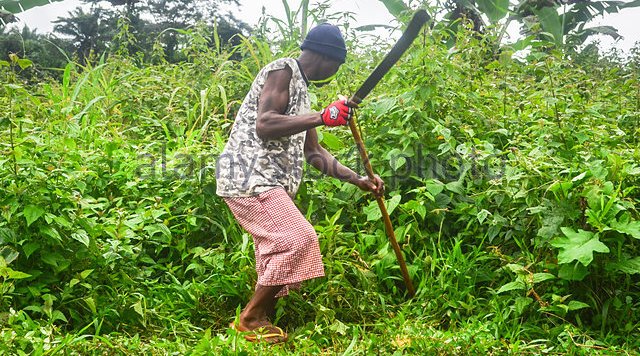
[321, 98, 356, 126]
[353, 175, 385, 197]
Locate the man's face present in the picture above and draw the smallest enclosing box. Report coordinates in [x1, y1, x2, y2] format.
[312, 57, 342, 87]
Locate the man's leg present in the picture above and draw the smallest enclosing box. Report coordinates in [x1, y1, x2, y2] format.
[239, 284, 283, 330]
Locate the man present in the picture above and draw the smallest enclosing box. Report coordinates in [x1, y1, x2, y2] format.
[216, 23, 384, 343]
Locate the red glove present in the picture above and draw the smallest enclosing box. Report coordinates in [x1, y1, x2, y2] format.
[321, 99, 352, 126]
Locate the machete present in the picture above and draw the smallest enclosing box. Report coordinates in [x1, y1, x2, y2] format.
[348, 9, 429, 298]
[351, 9, 430, 103]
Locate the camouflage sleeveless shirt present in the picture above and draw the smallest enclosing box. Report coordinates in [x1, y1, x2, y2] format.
[216, 58, 311, 198]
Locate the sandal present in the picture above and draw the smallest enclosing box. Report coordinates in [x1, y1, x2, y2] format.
[229, 321, 288, 344]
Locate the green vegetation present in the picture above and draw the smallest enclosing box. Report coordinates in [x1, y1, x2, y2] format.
[1, 1, 639, 354]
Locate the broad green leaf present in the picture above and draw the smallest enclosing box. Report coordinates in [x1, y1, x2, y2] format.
[364, 202, 380, 221]
[143, 224, 171, 238]
[54, 215, 72, 229]
[41, 252, 70, 272]
[514, 297, 533, 315]
[571, 171, 587, 182]
[319, 131, 344, 150]
[551, 228, 609, 266]
[558, 263, 589, 281]
[606, 257, 640, 274]
[354, 24, 395, 32]
[549, 181, 572, 196]
[40, 225, 62, 242]
[377, 0, 410, 19]
[364, 195, 401, 221]
[330, 320, 348, 335]
[0, 0, 64, 14]
[537, 213, 564, 239]
[532, 272, 555, 284]
[609, 219, 640, 239]
[372, 97, 397, 117]
[185, 262, 203, 274]
[6, 268, 31, 279]
[386, 148, 408, 171]
[63, 137, 76, 150]
[497, 280, 526, 294]
[124, 215, 144, 229]
[0, 228, 13, 244]
[133, 300, 144, 317]
[84, 297, 97, 314]
[24, 305, 42, 313]
[445, 181, 464, 194]
[622, 0, 640, 7]
[50, 310, 68, 323]
[424, 179, 444, 197]
[22, 242, 40, 258]
[71, 230, 90, 247]
[23, 205, 45, 227]
[386, 195, 402, 215]
[581, 26, 621, 40]
[144, 224, 172, 243]
[476, 0, 509, 23]
[508, 35, 535, 51]
[534, 6, 564, 47]
[477, 209, 491, 224]
[402, 200, 426, 219]
[414, 204, 426, 219]
[0, 246, 18, 264]
[567, 300, 590, 311]
[390, 156, 406, 171]
[16, 58, 32, 70]
[504, 263, 526, 274]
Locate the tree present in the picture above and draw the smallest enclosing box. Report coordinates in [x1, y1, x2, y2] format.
[4, 0, 248, 65]
[0, 25, 71, 78]
[80, 0, 247, 62]
[144, 0, 247, 61]
[378, 0, 640, 52]
[512, 0, 640, 48]
[53, 7, 109, 64]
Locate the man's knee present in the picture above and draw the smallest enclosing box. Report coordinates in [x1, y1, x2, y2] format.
[293, 222, 318, 251]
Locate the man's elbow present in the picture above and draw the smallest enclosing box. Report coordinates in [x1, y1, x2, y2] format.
[304, 143, 322, 163]
[255, 117, 273, 140]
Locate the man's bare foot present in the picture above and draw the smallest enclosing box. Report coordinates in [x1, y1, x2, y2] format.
[239, 309, 271, 330]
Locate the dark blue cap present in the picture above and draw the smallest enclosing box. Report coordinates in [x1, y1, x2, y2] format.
[300, 23, 347, 63]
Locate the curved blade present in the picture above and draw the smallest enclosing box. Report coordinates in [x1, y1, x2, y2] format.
[351, 9, 430, 102]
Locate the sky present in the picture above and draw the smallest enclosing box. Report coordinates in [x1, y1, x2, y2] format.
[9, 0, 640, 55]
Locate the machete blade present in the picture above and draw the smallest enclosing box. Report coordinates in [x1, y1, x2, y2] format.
[351, 9, 430, 103]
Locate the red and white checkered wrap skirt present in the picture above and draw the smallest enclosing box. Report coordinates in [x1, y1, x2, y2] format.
[223, 187, 325, 298]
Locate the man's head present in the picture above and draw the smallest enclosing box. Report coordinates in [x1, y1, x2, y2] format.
[299, 23, 346, 84]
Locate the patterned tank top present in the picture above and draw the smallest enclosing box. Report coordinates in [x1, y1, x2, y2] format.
[216, 58, 311, 198]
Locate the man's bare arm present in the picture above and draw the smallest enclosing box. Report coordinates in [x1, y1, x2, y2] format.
[255, 66, 322, 140]
[304, 128, 384, 195]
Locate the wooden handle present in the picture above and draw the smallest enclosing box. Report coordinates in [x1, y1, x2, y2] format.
[347, 113, 416, 298]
